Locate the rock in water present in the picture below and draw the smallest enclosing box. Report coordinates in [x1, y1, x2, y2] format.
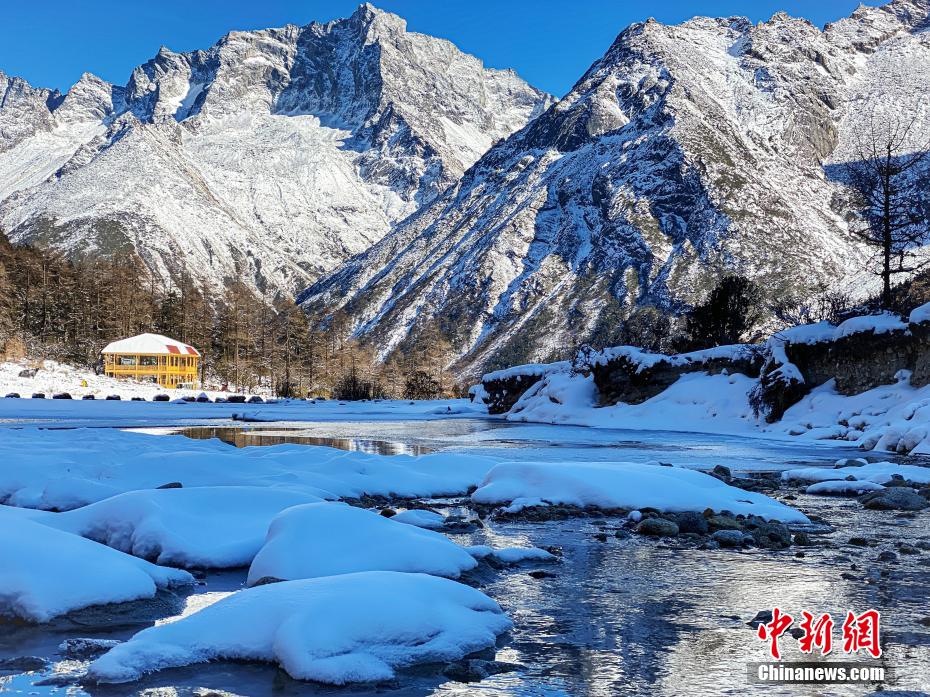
[59, 638, 121, 661]
[712, 530, 747, 548]
[860, 488, 929, 511]
[636, 518, 680, 537]
[675, 511, 709, 535]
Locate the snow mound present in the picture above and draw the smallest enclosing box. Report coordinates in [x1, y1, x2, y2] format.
[88, 571, 512, 684]
[0, 512, 193, 622]
[771, 321, 836, 346]
[782, 462, 930, 485]
[805, 480, 886, 495]
[35, 487, 322, 568]
[833, 313, 908, 340]
[909, 302, 930, 325]
[591, 344, 757, 371]
[472, 462, 809, 523]
[507, 371, 757, 434]
[390, 509, 446, 529]
[482, 361, 570, 382]
[246, 503, 478, 586]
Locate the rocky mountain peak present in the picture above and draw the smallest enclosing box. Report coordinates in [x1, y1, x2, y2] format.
[883, 0, 930, 28]
[0, 72, 62, 152]
[55, 73, 120, 124]
[298, 0, 927, 378]
[347, 2, 407, 39]
[0, 5, 549, 298]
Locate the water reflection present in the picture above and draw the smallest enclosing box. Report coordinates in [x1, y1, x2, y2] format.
[446, 499, 930, 697]
[177, 426, 435, 456]
[5, 417, 929, 696]
[4, 492, 930, 696]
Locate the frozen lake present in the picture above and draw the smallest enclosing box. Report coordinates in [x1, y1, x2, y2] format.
[1, 404, 929, 695]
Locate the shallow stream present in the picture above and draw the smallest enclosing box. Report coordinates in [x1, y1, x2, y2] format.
[2, 418, 929, 696]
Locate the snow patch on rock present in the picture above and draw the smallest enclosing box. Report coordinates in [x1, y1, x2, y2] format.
[246, 503, 478, 585]
[88, 571, 511, 684]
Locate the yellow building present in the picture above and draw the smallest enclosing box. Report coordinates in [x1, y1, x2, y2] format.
[101, 333, 200, 389]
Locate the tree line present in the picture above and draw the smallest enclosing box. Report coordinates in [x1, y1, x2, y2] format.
[0, 231, 458, 399]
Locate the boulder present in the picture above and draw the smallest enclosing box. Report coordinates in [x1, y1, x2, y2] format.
[0, 656, 48, 672]
[675, 511, 709, 535]
[443, 658, 523, 683]
[59, 638, 120, 660]
[710, 465, 732, 481]
[712, 530, 747, 548]
[860, 488, 929, 511]
[748, 520, 792, 549]
[635, 518, 679, 537]
[706, 514, 742, 531]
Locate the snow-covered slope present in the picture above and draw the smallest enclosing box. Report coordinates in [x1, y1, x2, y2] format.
[300, 0, 930, 377]
[0, 4, 550, 296]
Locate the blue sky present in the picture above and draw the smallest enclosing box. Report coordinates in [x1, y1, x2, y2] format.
[1, 1, 880, 97]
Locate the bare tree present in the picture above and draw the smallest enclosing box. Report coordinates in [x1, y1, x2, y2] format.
[844, 111, 930, 308]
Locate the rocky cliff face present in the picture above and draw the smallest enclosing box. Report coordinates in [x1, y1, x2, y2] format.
[0, 4, 550, 296]
[300, 0, 930, 378]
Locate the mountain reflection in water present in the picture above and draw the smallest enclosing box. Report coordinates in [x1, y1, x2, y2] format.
[177, 426, 435, 456]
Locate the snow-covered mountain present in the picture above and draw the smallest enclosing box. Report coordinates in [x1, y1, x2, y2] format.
[299, 0, 930, 376]
[0, 4, 550, 295]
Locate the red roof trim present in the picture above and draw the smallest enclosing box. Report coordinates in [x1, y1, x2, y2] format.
[166, 345, 181, 354]
[184, 346, 198, 355]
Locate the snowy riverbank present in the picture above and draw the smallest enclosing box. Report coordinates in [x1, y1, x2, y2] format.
[0, 406, 928, 693]
[0, 359, 241, 402]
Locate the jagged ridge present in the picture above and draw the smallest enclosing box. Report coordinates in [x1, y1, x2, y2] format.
[0, 4, 551, 296]
[299, 0, 930, 378]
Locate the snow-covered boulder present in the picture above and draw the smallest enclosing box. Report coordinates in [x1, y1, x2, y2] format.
[590, 345, 763, 406]
[805, 480, 885, 496]
[88, 571, 512, 684]
[0, 513, 193, 622]
[782, 462, 930, 485]
[834, 313, 908, 340]
[32, 487, 322, 568]
[246, 503, 478, 586]
[390, 509, 446, 529]
[472, 462, 809, 523]
[480, 362, 570, 414]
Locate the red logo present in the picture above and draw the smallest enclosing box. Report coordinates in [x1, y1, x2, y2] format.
[756, 608, 881, 660]
[842, 610, 882, 659]
[798, 611, 834, 655]
[756, 608, 794, 660]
